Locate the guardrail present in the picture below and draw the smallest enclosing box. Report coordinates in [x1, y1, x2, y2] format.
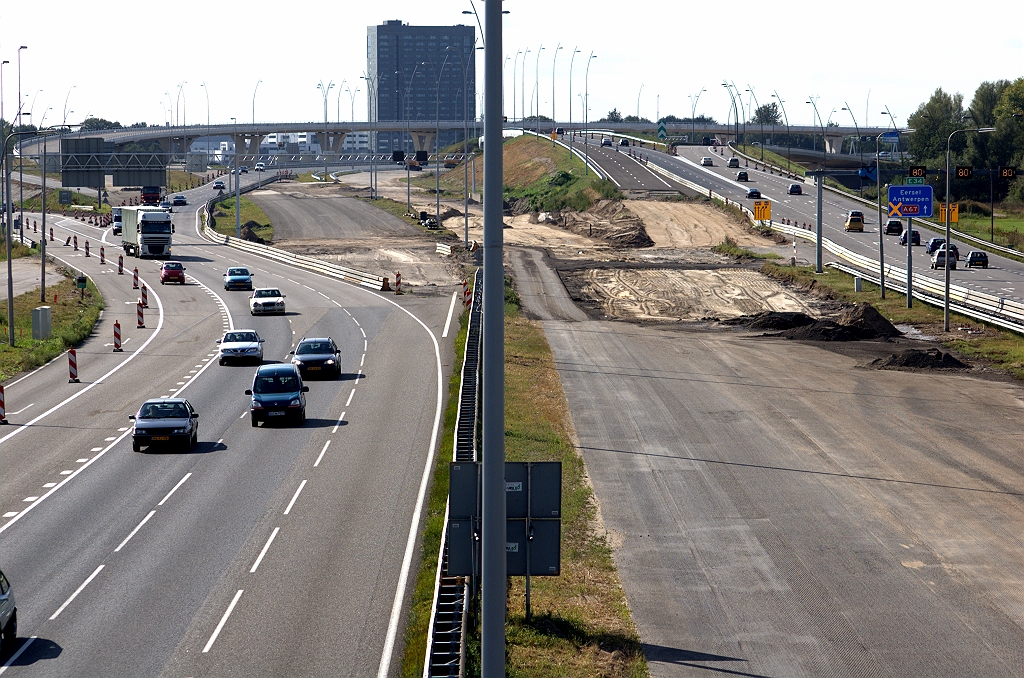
[424, 268, 482, 677]
[645, 157, 1024, 334]
[522, 130, 604, 179]
[198, 174, 387, 290]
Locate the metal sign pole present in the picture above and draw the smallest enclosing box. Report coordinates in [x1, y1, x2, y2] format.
[906, 216, 913, 308]
[815, 175, 823, 273]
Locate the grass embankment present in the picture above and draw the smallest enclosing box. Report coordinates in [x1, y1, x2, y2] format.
[18, 187, 107, 214]
[735, 143, 806, 177]
[411, 135, 622, 211]
[167, 170, 207, 193]
[209, 196, 273, 242]
[761, 262, 1024, 379]
[713, 236, 782, 259]
[1, 241, 40, 261]
[401, 275, 647, 678]
[0, 268, 104, 381]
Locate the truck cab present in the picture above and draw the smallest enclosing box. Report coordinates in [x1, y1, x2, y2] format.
[122, 206, 174, 258]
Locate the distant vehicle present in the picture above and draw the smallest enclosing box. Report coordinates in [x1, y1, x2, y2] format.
[884, 219, 904, 235]
[129, 398, 199, 451]
[172, 195, 187, 206]
[601, 137, 612, 147]
[213, 180, 225, 190]
[249, 287, 286, 315]
[900, 229, 921, 246]
[788, 184, 802, 195]
[0, 568, 15, 655]
[555, 127, 565, 134]
[925, 237, 946, 254]
[122, 206, 173, 258]
[844, 215, 864, 232]
[159, 199, 172, 211]
[112, 206, 123, 234]
[930, 251, 957, 270]
[938, 243, 960, 261]
[619, 138, 630, 146]
[736, 171, 749, 182]
[701, 157, 714, 166]
[223, 266, 254, 290]
[847, 210, 864, 220]
[746, 188, 761, 199]
[217, 329, 264, 365]
[727, 157, 740, 168]
[254, 162, 265, 172]
[444, 159, 459, 169]
[141, 186, 162, 205]
[239, 166, 249, 173]
[290, 337, 342, 379]
[965, 251, 989, 268]
[406, 161, 422, 171]
[246, 364, 308, 427]
[702, 136, 712, 145]
[159, 261, 186, 284]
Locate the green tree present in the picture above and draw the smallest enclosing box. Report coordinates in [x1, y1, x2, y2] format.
[906, 88, 967, 166]
[601, 108, 623, 123]
[751, 102, 781, 125]
[80, 117, 123, 131]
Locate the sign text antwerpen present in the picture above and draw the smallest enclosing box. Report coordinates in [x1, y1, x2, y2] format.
[887, 185, 933, 218]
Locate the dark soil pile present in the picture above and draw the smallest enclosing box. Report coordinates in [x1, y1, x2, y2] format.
[838, 303, 901, 338]
[744, 312, 815, 331]
[779, 320, 862, 341]
[870, 349, 968, 370]
[561, 200, 654, 248]
[240, 221, 266, 244]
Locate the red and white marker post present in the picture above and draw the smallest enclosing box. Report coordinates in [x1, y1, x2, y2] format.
[140, 284, 149, 308]
[68, 348, 80, 383]
[113, 321, 123, 352]
[133, 267, 139, 289]
[137, 300, 146, 328]
[118, 255, 124, 275]
[0, 383, 7, 424]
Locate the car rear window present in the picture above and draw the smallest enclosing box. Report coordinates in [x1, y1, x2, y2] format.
[255, 289, 281, 298]
[140, 402, 188, 418]
[296, 342, 329, 355]
[254, 375, 299, 393]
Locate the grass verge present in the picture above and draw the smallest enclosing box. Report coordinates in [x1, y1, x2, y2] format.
[0, 266, 104, 381]
[713, 237, 782, 259]
[1, 241, 39, 261]
[761, 262, 1024, 379]
[209, 195, 273, 242]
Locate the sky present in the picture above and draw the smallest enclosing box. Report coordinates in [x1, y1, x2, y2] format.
[1, 0, 1021, 133]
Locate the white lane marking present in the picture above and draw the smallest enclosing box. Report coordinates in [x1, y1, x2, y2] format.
[240, 410, 248, 419]
[250, 527, 281, 573]
[364, 339, 367, 352]
[0, 635, 39, 674]
[355, 370, 363, 385]
[0, 428, 133, 535]
[352, 318, 360, 326]
[0, 274, 165, 447]
[23, 497, 38, 502]
[202, 589, 245, 653]
[360, 354, 365, 367]
[343, 309, 351, 316]
[332, 412, 346, 434]
[1, 513, 16, 518]
[283, 480, 307, 515]
[77, 458, 90, 463]
[90, 446, 103, 451]
[314, 441, 331, 467]
[43, 483, 56, 488]
[115, 510, 156, 552]
[286, 278, 299, 284]
[346, 389, 355, 407]
[442, 291, 458, 338]
[158, 473, 192, 506]
[7, 403, 34, 416]
[360, 327, 366, 338]
[50, 565, 104, 620]
[104, 436, 117, 441]
[303, 284, 315, 291]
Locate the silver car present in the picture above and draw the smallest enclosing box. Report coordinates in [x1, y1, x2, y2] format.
[249, 287, 286, 315]
[129, 399, 199, 452]
[217, 329, 265, 365]
[0, 569, 15, 655]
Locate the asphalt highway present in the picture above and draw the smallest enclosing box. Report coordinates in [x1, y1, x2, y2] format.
[573, 136, 1024, 309]
[0, 176, 459, 676]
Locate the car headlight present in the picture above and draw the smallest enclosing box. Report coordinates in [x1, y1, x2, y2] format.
[292, 359, 303, 365]
[325, 359, 335, 365]
[289, 399, 302, 407]
[173, 428, 188, 434]
[252, 400, 264, 409]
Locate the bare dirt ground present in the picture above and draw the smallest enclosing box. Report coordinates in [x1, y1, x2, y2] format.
[625, 199, 765, 249]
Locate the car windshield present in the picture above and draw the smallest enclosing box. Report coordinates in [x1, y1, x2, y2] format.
[296, 342, 330, 355]
[254, 289, 281, 298]
[227, 268, 250, 277]
[139, 402, 189, 418]
[224, 332, 258, 343]
[254, 374, 299, 394]
[163, 263, 183, 270]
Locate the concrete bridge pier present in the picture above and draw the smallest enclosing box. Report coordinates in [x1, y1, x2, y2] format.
[409, 130, 435, 154]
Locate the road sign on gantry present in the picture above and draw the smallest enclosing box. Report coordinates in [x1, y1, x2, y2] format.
[753, 200, 771, 221]
[887, 185, 933, 218]
[939, 202, 959, 223]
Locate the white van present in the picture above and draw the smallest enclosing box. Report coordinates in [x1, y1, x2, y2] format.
[254, 162, 266, 172]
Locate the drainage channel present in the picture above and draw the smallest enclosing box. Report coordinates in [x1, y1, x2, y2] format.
[424, 268, 483, 677]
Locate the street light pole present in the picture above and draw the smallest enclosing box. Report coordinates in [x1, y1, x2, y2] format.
[636, 82, 643, 122]
[252, 79, 262, 125]
[17, 46, 27, 244]
[317, 80, 335, 180]
[402, 63, 424, 213]
[842, 102, 862, 195]
[689, 87, 705, 145]
[232, 117, 240, 238]
[520, 47, 530, 132]
[806, 95, 825, 171]
[584, 52, 595, 174]
[551, 44, 562, 144]
[746, 85, 764, 161]
[201, 83, 210, 167]
[434, 54, 450, 227]
[944, 126, 995, 331]
[512, 48, 521, 125]
[772, 91, 790, 173]
[568, 47, 580, 155]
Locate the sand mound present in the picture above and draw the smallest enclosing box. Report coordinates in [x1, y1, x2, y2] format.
[779, 320, 861, 341]
[869, 349, 968, 370]
[838, 303, 901, 337]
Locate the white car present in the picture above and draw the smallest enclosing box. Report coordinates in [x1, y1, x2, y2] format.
[249, 287, 286, 315]
[254, 162, 266, 172]
[217, 329, 265, 365]
[701, 157, 714, 166]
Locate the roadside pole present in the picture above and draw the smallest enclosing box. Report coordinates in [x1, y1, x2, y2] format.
[906, 217, 913, 308]
[815, 176, 823, 273]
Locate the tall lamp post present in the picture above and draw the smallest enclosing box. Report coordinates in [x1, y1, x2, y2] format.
[746, 85, 764, 160]
[337, 79, 346, 123]
[689, 87, 705, 145]
[232, 117, 240, 238]
[841, 102, 862, 194]
[944, 127, 995, 331]
[511, 49, 522, 125]
[346, 85, 360, 123]
[402, 63, 425, 213]
[567, 47, 580, 154]
[772, 91, 790, 173]
[433, 53, 451, 226]
[874, 126, 913, 304]
[551, 44, 562, 144]
[176, 80, 187, 168]
[200, 82, 211, 167]
[17, 46, 27, 243]
[317, 80, 334, 180]
[806, 95, 826, 170]
[361, 73, 380, 199]
[636, 83, 643, 122]
[252, 79, 262, 125]
[583, 52, 596, 173]
[447, 45, 473, 246]
[520, 47, 530, 132]
[532, 45, 545, 128]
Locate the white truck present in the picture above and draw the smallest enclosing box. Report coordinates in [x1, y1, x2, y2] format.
[121, 206, 174, 258]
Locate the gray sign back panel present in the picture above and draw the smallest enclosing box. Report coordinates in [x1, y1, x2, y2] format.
[449, 462, 479, 520]
[112, 169, 166, 187]
[528, 520, 561, 575]
[446, 518, 476, 577]
[505, 520, 528, 576]
[530, 462, 562, 518]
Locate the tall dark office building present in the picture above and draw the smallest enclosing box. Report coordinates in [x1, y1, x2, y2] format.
[367, 19, 476, 154]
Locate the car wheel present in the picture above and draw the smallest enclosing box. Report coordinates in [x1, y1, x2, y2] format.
[190, 430, 198, 448]
[161, 280, 165, 285]
[219, 359, 226, 366]
[1, 611, 16, 650]
[251, 415, 259, 427]
[132, 440, 141, 452]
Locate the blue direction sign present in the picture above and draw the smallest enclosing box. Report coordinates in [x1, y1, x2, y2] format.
[881, 131, 900, 142]
[887, 185, 933, 218]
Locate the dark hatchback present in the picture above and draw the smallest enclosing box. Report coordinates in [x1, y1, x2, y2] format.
[966, 250, 989, 268]
[246, 364, 308, 426]
[129, 399, 199, 451]
[290, 337, 342, 379]
[884, 219, 904, 235]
